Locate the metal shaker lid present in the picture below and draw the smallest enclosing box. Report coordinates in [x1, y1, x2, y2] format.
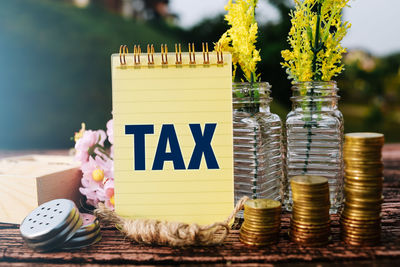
[63, 227, 102, 250]
[20, 199, 83, 252]
[73, 213, 100, 237]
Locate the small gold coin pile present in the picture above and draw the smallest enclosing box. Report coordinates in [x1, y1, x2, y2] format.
[239, 199, 281, 246]
[341, 132, 384, 246]
[289, 176, 331, 246]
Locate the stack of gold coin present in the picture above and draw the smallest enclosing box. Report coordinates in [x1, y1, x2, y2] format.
[290, 176, 331, 246]
[341, 132, 384, 246]
[239, 199, 281, 246]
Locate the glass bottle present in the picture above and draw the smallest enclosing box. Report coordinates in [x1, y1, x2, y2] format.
[284, 81, 344, 213]
[233, 82, 283, 217]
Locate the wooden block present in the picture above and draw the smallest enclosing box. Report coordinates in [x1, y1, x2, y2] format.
[0, 155, 82, 224]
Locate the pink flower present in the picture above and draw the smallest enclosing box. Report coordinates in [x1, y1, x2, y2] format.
[75, 130, 107, 163]
[106, 119, 114, 145]
[104, 178, 114, 198]
[104, 178, 115, 210]
[75, 120, 115, 209]
[79, 155, 114, 207]
[81, 155, 113, 181]
[79, 186, 106, 207]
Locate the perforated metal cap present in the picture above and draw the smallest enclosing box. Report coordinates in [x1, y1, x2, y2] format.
[63, 213, 101, 250]
[74, 213, 100, 237]
[20, 199, 83, 252]
[63, 227, 102, 250]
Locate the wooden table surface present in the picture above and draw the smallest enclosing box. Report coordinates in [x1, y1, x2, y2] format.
[1, 145, 399, 266]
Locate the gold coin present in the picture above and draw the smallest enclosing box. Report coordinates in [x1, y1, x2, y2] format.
[345, 177, 383, 185]
[341, 211, 381, 221]
[344, 180, 383, 188]
[341, 222, 381, 232]
[291, 218, 331, 226]
[344, 185, 382, 194]
[244, 199, 281, 210]
[290, 232, 330, 241]
[292, 208, 329, 218]
[342, 238, 379, 246]
[291, 221, 330, 230]
[340, 231, 381, 241]
[239, 236, 278, 246]
[242, 218, 281, 226]
[340, 225, 380, 233]
[345, 132, 384, 141]
[340, 214, 381, 223]
[240, 232, 279, 240]
[243, 214, 281, 222]
[341, 231, 381, 240]
[291, 185, 330, 190]
[291, 189, 330, 197]
[290, 235, 330, 246]
[343, 149, 382, 154]
[341, 233, 381, 242]
[345, 173, 383, 180]
[243, 215, 281, 222]
[239, 231, 279, 241]
[341, 227, 381, 237]
[292, 194, 330, 201]
[345, 170, 383, 178]
[345, 202, 382, 212]
[239, 233, 280, 242]
[342, 206, 381, 215]
[345, 165, 383, 171]
[344, 148, 382, 153]
[240, 228, 280, 236]
[290, 230, 330, 239]
[242, 220, 280, 227]
[291, 176, 328, 186]
[344, 195, 383, 203]
[344, 190, 382, 198]
[291, 213, 330, 222]
[241, 222, 280, 231]
[291, 214, 330, 223]
[243, 210, 281, 217]
[342, 232, 380, 240]
[292, 203, 331, 211]
[290, 226, 330, 235]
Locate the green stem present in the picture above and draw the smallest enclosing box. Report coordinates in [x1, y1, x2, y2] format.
[312, 2, 322, 81]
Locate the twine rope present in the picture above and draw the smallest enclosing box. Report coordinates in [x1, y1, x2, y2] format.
[94, 196, 249, 246]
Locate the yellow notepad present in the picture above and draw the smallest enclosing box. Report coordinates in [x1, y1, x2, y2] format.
[111, 46, 234, 224]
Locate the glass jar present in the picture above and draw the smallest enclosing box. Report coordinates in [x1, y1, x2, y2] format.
[233, 82, 283, 217]
[284, 81, 344, 213]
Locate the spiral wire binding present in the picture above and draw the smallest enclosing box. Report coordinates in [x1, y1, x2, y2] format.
[147, 44, 155, 65]
[118, 43, 224, 66]
[188, 43, 196, 65]
[161, 44, 168, 65]
[175, 43, 182, 65]
[202, 42, 210, 65]
[216, 43, 224, 65]
[119, 45, 128, 65]
[134, 45, 141, 65]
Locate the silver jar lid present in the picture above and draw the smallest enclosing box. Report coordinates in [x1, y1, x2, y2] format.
[63, 227, 102, 250]
[73, 213, 100, 237]
[20, 199, 83, 252]
[63, 213, 101, 250]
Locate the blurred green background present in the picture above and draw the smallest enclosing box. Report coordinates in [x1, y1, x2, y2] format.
[0, 0, 399, 149]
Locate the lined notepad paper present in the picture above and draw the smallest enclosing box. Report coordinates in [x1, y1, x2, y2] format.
[111, 52, 234, 224]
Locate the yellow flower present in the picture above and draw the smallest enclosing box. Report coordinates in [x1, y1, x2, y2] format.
[74, 122, 86, 142]
[92, 168, 104, 182]
[216, 0, 261, 82]
[281, 0, 351, 82]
